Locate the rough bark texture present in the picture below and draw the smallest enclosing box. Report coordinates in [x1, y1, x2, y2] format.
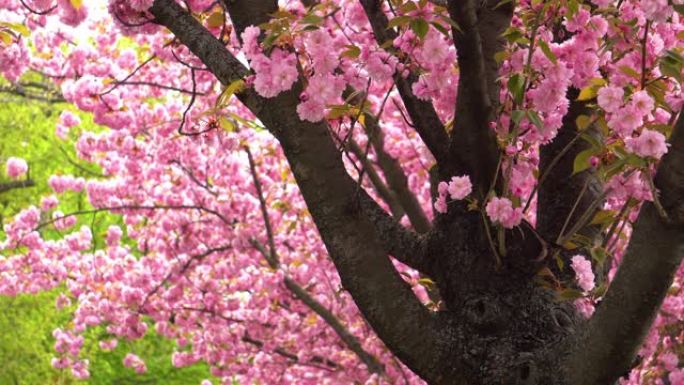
[149, 1, 684, 384]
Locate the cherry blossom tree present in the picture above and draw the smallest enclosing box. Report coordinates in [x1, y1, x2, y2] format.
[1, 0, 683, 384]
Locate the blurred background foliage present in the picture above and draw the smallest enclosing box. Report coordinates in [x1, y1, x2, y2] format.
[0, 75, 216, 385]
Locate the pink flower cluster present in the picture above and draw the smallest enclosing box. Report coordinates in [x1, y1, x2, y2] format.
[56, 110, 81, 140]
[434, 175, 472, 214]
[625, 129, 669, 159]
[5, 157, 28, 179]
[571, 255, 595, 292]
[241, 26, 298, 99]
[123, 353, 147, 373]
[604, 90, 656, 136]
[485, 197, 523, 229]
[51, 328, 89, 379]
[48, 174, 86, 193]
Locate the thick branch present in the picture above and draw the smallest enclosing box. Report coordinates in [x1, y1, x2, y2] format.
[358, 0, 451, 168]
[364, 114, 432, 233]
[150, 1, 447, 381]
[446, 0, 509, 194]
[347, 139, 406, 219]
[0, 179, 35, 193]
[566, 113, 684, 385]
[218, 0, 277, 42]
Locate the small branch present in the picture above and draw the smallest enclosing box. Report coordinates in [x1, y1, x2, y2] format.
[105, 80, 204, 95]
[246, 145, 385, 375]
[33, 204, 231, 231]
[358, 0, 451, 168]
[244, 146, 279, 265]
[140, 245, 232, 309]
[0, 85, 65, 103]
[0, 179, 35, 193]
[241, 334, 339, 371]
[100, 55, 158, 96]
[347, 139, 405, 219]
[18, 0, 57, 15]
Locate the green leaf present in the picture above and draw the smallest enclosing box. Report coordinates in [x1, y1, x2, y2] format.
[219, 116, 235, 132]
[537, 40, 557, 65]
[327, 104, 352, 119]
[301, 14, 323, 25]
[494, 50, 510, 64]
[590, 247, 607, 265]
[659, 56, 683, 83]
[502, 27, 524, 43]
[398, 1, 418, 13]
[619, 65, 641, 81]
[507, 73, 525, 105]
[340, 45, 361, 59]
[511, 110, 526, 126]
[410, 18, 430, 40]
[556, 288, 585, 301]
[430, 21, 450, 37]
[576, 114, 592, 131]
[215, 79, 245, 108]
[577, 86, 597, 101]
[0, 30, 12, 45]
[0, 22, 30, 36]
[387, 15, 411, 29]
[573, 148, 595, 175]
[590, 210, 615, 226]
[526, 110, 544, 130]
[206, 12, 224, 28]
[566, 0, 579, 19]
[437, 15, 462, 33]
[592, 282, 608, 297]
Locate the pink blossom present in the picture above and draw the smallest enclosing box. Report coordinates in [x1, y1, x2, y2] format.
[597, 86, 624, 113]
[629, 90, 655, 116]
[71, 359, 90, 379]
[99, 339, 118, 351]
[437, 181, 449, 196]
[434, 195, 447, 214]
[40, 195, 59, 211]
[571, 255, 595, 292]
[660, 351, 679, 371]
[607, 105, 643, 136]
[59, 110, 81, 127]
[123, 353, 147, 373]
[56, 0, 88, 26]
[128, 0, 153, 12]
[486, 197, 523, 229]
[296, 99, 326, 122]
[55, 293, 71, 310]
[641, 0, 672, 22]
[6, 157, 28, 179]
[241, 26, 262, 57]
[447, 176, 472, 200]
[670, 369, 684, 385]
[625, 129, 668, 159]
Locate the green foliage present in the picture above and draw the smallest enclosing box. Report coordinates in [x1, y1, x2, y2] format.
[0, 290, 71, 385]
[0, 90, 214, 385]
